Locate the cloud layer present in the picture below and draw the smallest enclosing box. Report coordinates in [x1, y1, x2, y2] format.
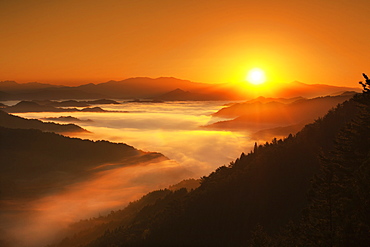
[5, 101, 255, 246]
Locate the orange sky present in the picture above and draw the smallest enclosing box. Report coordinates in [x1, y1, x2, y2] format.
[0, 0, 369, 86]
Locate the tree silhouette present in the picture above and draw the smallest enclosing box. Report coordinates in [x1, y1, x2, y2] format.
[359, 73, 370, 93]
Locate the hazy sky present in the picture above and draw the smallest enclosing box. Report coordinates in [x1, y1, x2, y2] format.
[1, 0, 369, 86]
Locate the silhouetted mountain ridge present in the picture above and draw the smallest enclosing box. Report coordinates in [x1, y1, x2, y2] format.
[76, 77, 210, 99]
[0, 81, 106, 100]
[0, 127, 167, 201]
[0, 78, 360, 101]
[0, 110, 87, 133]
[0, 81, 61, 92]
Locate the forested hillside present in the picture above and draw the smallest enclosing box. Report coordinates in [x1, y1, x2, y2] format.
[49, 75, 370, 247]
[0, 127, 165, 201]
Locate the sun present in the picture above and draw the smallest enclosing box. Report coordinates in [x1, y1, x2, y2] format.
[246, 68, 266, 85]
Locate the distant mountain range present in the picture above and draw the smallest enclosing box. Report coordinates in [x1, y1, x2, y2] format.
[0, 80, 105, 100]
[0, 77, 360, 101]
[206, 92, 357, 140]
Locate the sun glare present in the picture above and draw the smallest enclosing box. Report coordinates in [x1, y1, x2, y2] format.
[246, 68, 266, 85]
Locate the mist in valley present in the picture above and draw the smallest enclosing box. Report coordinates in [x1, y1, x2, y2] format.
[2, 101, 254, 247]
[1, 93, 358, 246]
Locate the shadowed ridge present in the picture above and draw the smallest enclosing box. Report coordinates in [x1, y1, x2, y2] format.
[0, 126, 167, 201]
[0, 110, 88, 133]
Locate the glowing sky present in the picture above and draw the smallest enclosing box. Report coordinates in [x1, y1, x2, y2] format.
[0, 0, 369, 86]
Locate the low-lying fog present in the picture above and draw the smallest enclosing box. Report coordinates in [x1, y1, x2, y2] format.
[5, 101, 256, 247]
[18, 101, 254, 175]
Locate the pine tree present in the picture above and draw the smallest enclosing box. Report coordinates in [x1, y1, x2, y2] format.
[359, 73, 370, 93]
[253, 142, 258, 153]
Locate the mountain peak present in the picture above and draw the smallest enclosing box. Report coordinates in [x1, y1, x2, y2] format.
[171, 88, 187, 93]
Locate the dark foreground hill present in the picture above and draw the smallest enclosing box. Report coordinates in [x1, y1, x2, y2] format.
[0, 127, 166, 201]
[0, 110, 87, 133]
[44, 179, 200, 247]
[48, 86, 370, 246]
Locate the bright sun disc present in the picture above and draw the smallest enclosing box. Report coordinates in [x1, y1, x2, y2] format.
[246, 68, 266, 85]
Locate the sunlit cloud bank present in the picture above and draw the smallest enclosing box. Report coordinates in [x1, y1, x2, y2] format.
[17, 101, 253, 175]
[8, 101, 255, 247]
[75, 127, 249, 174]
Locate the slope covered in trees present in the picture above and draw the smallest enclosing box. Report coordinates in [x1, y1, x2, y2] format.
[48, 180, 200, 247]
[263, 74, 370, 246]
[49, 77, 369, 246]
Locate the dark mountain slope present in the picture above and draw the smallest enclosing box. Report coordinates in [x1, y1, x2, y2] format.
[50, 180, 200, 247]
[134, 94, 367, 247]
[49, 92, 365, 247]
[48, 189, 185, 247]
[0, 127, 166, 201]
[0, 110, 87, 133]
[271, 83, 370, 246]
